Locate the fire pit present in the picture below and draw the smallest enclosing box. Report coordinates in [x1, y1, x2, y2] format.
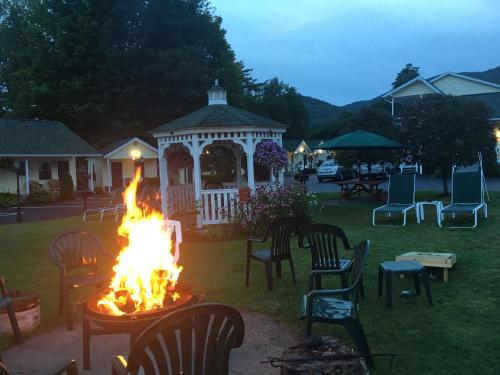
[75, 282, 204, 370]
[76, 168, 205, 370]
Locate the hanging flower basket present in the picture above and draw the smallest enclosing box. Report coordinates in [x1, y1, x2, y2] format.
[254, 140, 288, 181]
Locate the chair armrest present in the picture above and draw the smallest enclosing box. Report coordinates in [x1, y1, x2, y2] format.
[111, 356, 128, 375]
[307, 268, 352, 291]
[40, 359, 79, 375]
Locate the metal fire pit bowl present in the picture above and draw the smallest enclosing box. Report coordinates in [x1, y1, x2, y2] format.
[75, 281, 205, 370]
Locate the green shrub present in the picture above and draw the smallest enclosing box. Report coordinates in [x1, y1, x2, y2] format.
[59, 174, 74, 200]
[0, 192, 18, 208]
[27, 189, 55, 203]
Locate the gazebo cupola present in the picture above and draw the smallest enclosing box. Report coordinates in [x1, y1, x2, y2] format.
[152, 80, 288, 228]
[207, 79, 227, 105]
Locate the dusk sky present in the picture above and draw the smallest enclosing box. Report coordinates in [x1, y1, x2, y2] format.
[211, 0, 500, 105]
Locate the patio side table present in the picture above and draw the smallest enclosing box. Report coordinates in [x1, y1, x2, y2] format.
[378, 260, 433, 308]
[417, 200, 443, 226]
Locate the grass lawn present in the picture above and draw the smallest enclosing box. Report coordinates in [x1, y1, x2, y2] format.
[1, 192, 499, 374]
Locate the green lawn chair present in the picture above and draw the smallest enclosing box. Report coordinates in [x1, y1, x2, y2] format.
[439, 170, 487, 228]
[372, 174, 419, 226]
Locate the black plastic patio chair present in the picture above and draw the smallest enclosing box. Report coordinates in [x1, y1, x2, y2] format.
[246, 217, 299, 291]
[0, 359, 79, 375]
[49, 230, 110, 330]
[299, 239, 374, 369]
[298, 223, 363, 297]
[111, 303, 245, 375]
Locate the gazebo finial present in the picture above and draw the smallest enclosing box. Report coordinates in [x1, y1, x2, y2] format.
[207, 79, 227, 105]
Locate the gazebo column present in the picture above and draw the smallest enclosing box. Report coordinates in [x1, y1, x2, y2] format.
[87, 159, 94, 192]
[245, 135, 255, 193]
[192, 135, 203, 228]
[159, 154, 168, 218]
[234, 146, 242, 186]
[106, 158, 112, 192]
[277, 137, 284, 186]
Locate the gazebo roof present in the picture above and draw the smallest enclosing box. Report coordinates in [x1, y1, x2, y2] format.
[152, 104, 288, 133]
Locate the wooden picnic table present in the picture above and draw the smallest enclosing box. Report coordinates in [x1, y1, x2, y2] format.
[335, 178, 387, 201]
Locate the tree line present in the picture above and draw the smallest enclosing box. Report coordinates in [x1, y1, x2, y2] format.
[0, 0, 309, 146]
[0, 1, 496, 193]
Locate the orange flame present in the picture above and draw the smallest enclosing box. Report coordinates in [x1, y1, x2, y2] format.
[97, 168, 182, 315]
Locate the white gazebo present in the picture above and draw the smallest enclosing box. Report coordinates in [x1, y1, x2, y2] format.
[152, 81, 287, 228]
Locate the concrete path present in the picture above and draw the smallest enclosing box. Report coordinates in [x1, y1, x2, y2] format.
[1, 311, 296, 374]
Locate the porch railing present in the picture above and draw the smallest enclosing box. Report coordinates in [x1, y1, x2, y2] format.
[200, 188, 239, 225]
[167, 184, 195, 215]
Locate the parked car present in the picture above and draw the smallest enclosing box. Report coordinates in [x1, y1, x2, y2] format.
[356, 163, 393, 180]
[317, 161, 343, 182]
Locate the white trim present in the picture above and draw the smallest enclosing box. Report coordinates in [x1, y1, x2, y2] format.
[430, 72, 500, 90]
[382, 76, 442, 98]
[152, 126, 286, 138]
[103, 137, 158, 159]
[0, 153, 101, 157]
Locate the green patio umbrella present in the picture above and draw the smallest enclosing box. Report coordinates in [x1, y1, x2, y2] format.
[317, 129, 403, 150]
[317, 130, 404, 177]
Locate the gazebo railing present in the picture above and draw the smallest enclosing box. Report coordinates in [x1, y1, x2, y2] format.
[167, 184, 195, 215]
[201, 188, 239, 224]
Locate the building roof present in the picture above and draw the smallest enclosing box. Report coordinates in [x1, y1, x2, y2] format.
[101, 137, 158, 158]
[0, 118, 100, 157]
[152, 104, 288, 133]
[283, 139, 325, 153]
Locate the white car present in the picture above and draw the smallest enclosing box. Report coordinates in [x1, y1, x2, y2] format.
[317, 161, 343, 182]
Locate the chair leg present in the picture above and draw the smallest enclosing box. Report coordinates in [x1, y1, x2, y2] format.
[246, 256, 251, 287]
[6, 303, 22, 344]
[385, 271, 393, 308]
[344, 318, 374, 369]
[378, 267, 383, 297]
[420, 270, 433, 307]
[289, 257, 297, 285]
[414, 273, 421, 295]
[64, 288, 74, 331]
[265, 261, 273, 291]
[276, 261, 282, 279]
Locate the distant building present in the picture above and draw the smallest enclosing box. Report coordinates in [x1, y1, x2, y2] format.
[97, 137, 159, 191]
[0, 119, 100, 195]
[0, 119, 160, 195]
[282, 139, 332, 171]
[382, 72, 500, 162]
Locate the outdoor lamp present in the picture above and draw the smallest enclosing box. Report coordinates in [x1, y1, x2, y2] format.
[130, 149, 142, 160]
[496, 129, 500, 139]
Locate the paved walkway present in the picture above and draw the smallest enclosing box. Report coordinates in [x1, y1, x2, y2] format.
[1, 311, 296, 374]
[0, 197, 112, 225]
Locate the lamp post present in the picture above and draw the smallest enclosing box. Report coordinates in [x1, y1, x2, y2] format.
[14, 160, 22, 223]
